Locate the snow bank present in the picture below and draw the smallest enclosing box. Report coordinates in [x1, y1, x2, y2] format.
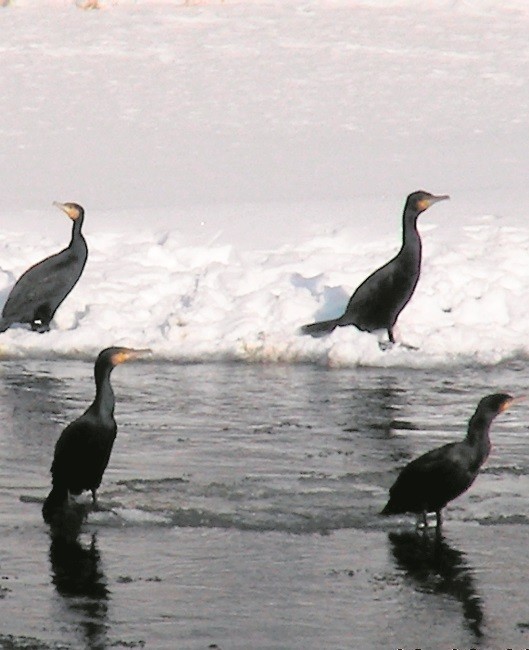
[1, 199, 528, 367]
[1, 0, 529, 366]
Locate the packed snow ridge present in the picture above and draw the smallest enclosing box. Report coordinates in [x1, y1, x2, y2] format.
[2, 0, 529, 366]
[0, 201, 528, 368]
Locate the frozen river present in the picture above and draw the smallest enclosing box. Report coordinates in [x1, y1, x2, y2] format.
[0, 358, 528, 648]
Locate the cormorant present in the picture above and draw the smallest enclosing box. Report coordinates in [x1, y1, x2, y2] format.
[0, 202, 88, 333]
[42, 347, 151, 526]
[300, 191, 449, 345]
[381, 393, 517, 528]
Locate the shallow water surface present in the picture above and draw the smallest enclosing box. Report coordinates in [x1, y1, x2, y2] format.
[0, 359, 529, 648]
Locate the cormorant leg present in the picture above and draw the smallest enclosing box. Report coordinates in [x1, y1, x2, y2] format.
[379, 329, 397, 351]
[415, 511, 428, 530]
[32, 305, 52, 333]
[435, 510, 442, 529]
[31, 319, 50, 333]
[388, 327, 419, 351]
[378, 329, 395, 351]
[90, 489, 115, 515]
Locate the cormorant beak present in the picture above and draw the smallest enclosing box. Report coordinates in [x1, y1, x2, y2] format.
[53, 201, 80, 221]
[111, 348, 152, 366]
[502, 395, 527, 411]
[127, 348, 152, 360]
[417, 194, 450, 212]
[429, 194, 450, 204]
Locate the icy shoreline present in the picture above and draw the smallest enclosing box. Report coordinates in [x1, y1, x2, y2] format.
[0, 201, 528, 368]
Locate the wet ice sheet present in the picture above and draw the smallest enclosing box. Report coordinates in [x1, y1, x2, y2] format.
[1, 361, 529, 647]
[2, 518, 529, 647]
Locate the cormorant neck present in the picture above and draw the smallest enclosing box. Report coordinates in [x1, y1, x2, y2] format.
[69, 215, 85, 247]
[466, 411, 493, 460]
[400, 207, 422, 255]
[93, 362, 115, 420]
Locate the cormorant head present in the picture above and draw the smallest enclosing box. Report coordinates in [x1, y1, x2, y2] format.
[109, 347, 152, 366]
[407, 191, 450, 215]
[53, 201, 85, 221]
[95, 347, 152, 372]
[476, 393, 518, 418]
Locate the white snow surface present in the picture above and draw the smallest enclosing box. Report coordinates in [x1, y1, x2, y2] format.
[1, 0, 529, 366]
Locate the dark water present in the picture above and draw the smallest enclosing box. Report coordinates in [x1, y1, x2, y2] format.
[0, 359, 529, 649]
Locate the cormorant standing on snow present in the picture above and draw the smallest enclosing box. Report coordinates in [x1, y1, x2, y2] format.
[301, 191, 449, 344]
[381, 393, 517, 528]
[0, 202, 88, 333]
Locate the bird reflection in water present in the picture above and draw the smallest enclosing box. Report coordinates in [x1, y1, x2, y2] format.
[341, 382, 407, 438]
[49, 533, 109, 649]
[339, 379, 417, 472]
[388, 530, 484, 641]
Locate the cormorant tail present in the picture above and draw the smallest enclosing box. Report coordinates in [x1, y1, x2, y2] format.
[300, 318, 339, 337]
[380, 497, 405, 516]
[43, 484, 88, 541]
[42, 484, 68, 524]
[0, 319, 10, 333]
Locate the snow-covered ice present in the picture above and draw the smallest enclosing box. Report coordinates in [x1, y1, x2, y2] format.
[1, 0, 529, 366]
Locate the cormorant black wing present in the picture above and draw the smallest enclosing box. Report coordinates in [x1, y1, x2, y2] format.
[51, 415, 117, 495]
[387, 442, 475, 513]
[3, 248, 85, 320]
[342, 255, 417, 330]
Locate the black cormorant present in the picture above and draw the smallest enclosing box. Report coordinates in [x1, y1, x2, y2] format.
[301, 191, 449, 344]
[0, 202, 88, 333]
[381, 393, 517, 528]
[42, 347, 150, 526]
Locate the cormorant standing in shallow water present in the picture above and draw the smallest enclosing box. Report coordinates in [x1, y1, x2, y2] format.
[0, 202, 88, 333]
[381, 393, 517, 528]
[301, 191, 449, 345]
[42, 347, 150, 528]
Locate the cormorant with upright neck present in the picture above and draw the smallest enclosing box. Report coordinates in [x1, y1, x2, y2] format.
[381, 393, 517, 528]
[301, 191, 449, 344]
[42, 347, 150, 526]
[0, 201, 88, 333]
